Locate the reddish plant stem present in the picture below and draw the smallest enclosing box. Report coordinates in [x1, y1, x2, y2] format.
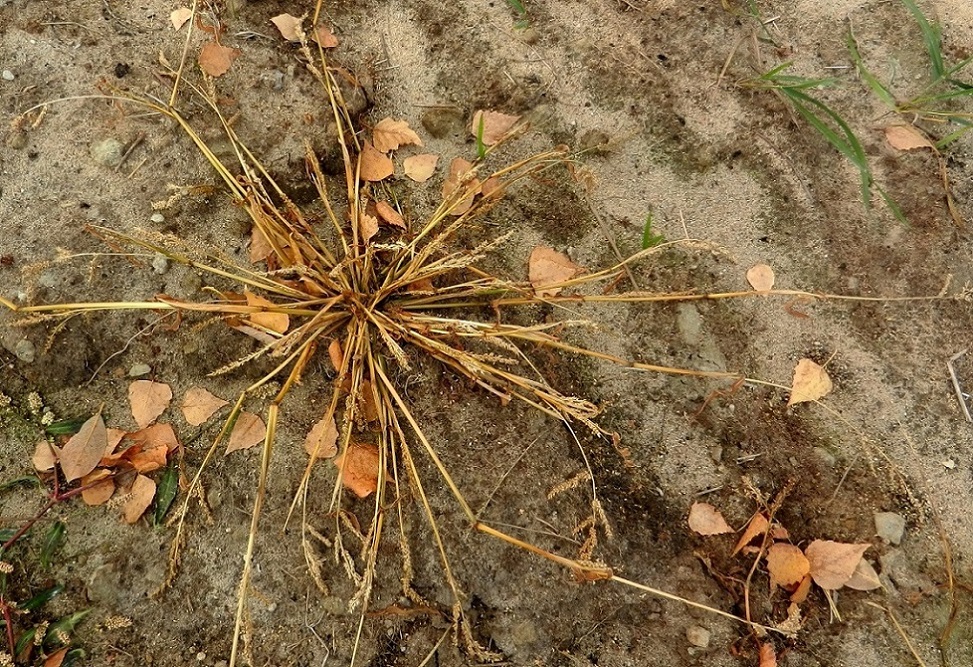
[1, 597, 15, 658]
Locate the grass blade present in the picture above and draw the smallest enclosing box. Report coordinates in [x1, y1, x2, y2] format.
[901, 0, 945, 80]
[847, 27, 897, 108]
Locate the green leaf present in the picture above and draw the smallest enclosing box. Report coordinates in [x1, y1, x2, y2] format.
[846, 29, 897, 108]
[641, 213, 665, 249]
[0, 528, 17, 543]
[14, 626, 36, 658]
[45, 418, 88, 437]
[154, 463, 179, 526]
[43, 610, 90, 650]
[0, 476, 40, 493]
[901, 0, 945, 80]
[475, 114, 487, 160]
[41, 521, 67, 569]
[20, 584, 64, 612]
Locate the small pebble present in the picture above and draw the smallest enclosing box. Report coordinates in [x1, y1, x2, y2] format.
[874, 511, 906, 546]
[196, 652, 206, 661]
[686, 625, 710, 648]
[152, 253, 169, 274]
[1, 70, 14, 81]
[150, 213, 165, 224]
[128, 363, 151, 377]
[90, 138, 125, 168]
[14, 339, 36, 363]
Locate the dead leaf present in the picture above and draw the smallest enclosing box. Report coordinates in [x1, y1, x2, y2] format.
[804, 540, 870, 590]
[528, 246, 583, 297]
[43, 647, 69, 667]
[687, 502, 733, 536]
[225, 412, 266, 454]
[376, 201, 406, 229]
[733, 512, 770, 555]
[122, 474, 156, 524]
[198, 41, 240, 77]
[249, 226, 272, 263]
[844, 557, 882, 591]
[403, 153, 438, 182]
[128, 423, 180, 452]
[359, 213, 380, 243]
[360, 141, 394, 181]
[32, 440, 60, 472]
[471, 110, 521, 145]
[790, 574, 812, 603]
[787, 358, 833, 407]
[246, 291, 289, 334]
[770, 523, 789, 540]
[372, 118, 423, 153]
[884, 125, 934, 151]
[170, 7, 193, 30]
[182, 387, 229, 426]
[766, 543, 811, 587]
[333, 443, 382, 498]
[81, 469, 115, 506]
[105, 428, 126, 456]
[311, 25, 339, 48]
[129, 380, 173, 429]
[758, 643, 777, 667]
[270, 13, 303, 41]
[60, 414, 109, 482]
[746, 263, 775, 292]
[442, 157, 479, 215]
[480, 176, 502, 198]
[328, 339, 344, 372]
[305, 415, 339, 459]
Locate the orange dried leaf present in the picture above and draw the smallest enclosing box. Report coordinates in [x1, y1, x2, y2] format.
[170, 7, 193, 30]
[688, 502, 733, 536]
[528, 246, 583, 297]
[804, 540, 870, 590]
[225, 412, 266, 454]
[372, 118, 423, 153]
[128, 423, 180, 452]
[122, 474, 156, 524]
[403, 153, 438, 182]
[198, 41, 240, 77]
[790, 573, 812, 603]
[471, 110, 521, 145]
[246, 292, 289, 334]
[442, 157, 479, 215]
[844, 557, 882, 591]
[359, 213, 379, 243]
[333, 443, 382, 498]
[360, 380, 379, 422]
[311, 25, 339, 48]
[105, 428, 126, 456]
[43, 647, 69, 667]
[787, 358, 833, 407]
[270, 13, 303, 41]
[129, 380, 172, 429]
[60, 414, 108, 482]
[884, 125, 934, 151]
[376, 201, 406, 229]
[766, 543, 811, 587]
[770, 523, 790, 540]
[81, 469, 115, 506]
[305, 415, 339, 460]
[758, 643, 777, 667]
[360, 141, 394, 182]
[328, 339, 344, 372]
[181, 387, 229, 426]
[249, 226, 273, 263]
[732, 512, 770, 555]
[32, 440, 60, 472]
[746, 263, 775, 292]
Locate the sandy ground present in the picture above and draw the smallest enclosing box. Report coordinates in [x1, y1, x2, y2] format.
[1, 0, 973, 665]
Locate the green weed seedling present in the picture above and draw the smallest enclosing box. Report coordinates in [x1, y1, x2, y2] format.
[742, 63, 906, 223]
[641, 212, 666, 249]
[504, 0, 530, 30]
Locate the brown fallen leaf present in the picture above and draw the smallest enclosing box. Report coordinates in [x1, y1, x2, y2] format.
[376, 201, 406, 229]
[844, 557, 882, 591]
[687, 502, 733, 536]
[758, 642, 777, 667]
[328, 339, 344, 372]
[766, 543, 811, 587]
[804, 540, 870, 590]
[182, 387, 229, 426]
[198, 41, 240, 77]
[311, 25, 339, 48]
[360, 141, 394, 182]
[372, 118, 423, 153]
[122, 474, 156, 524]
[442, 157, 479, 215]
[403, 153, 438, 182]
[884, 124, 934, 151]
[471, 110, 521, 145]
[43, 647, 69, 667]
[249, 226, 273, 263]
[105, 428, 126, 456]
[790, 573, 812, 603]
[787, 358, 833, 407]
[359, 213, 380, 243]
[305, 415, 339, 459]
[81, 469, 115, 506]
[270, 13, 303, 41]
[333, 443, 382, 498]
[170, 7, 193, 30]
[528, 246, 583, 297]
[129, 380, 173, 429]
[359, 380, 379, 422]
[225, 412, 267, 454]
[128, 423, 180, 452]
[246, 291, 289, 334]
[60, 414, 108, 482]
[733, 512, 770, 555]
[32, 440, 60, 473]
[746, 263, 775, 292]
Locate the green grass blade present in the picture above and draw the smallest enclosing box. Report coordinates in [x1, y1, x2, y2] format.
[154, 463, 179, 526]
[475, 114, 487, 160]
[901, 0, 945, 80]
[847, 28, 897, 108]
[876, 185, 909, 226]
[40, 521, 67, 568]
[641, 212, 665, 249]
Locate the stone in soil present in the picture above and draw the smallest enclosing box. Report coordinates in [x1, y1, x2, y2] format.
[874, 511, 905, 545]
